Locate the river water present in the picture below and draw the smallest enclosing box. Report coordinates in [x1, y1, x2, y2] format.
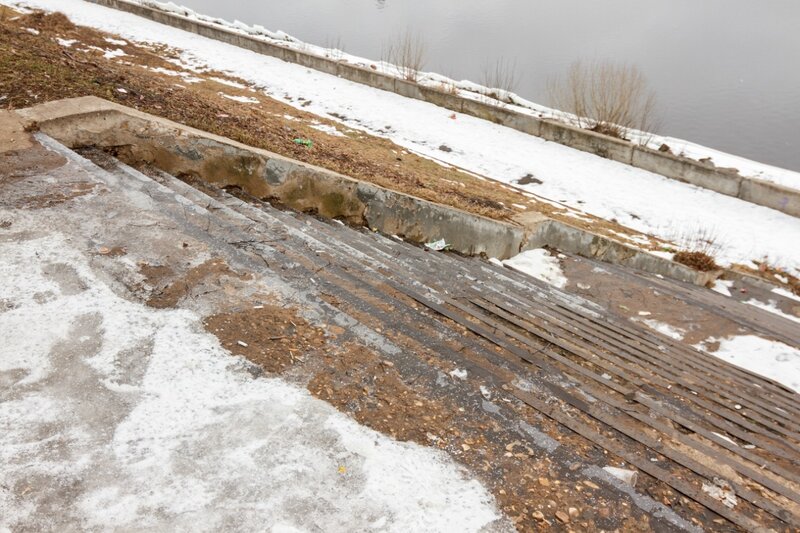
[178, 0, 800, 171]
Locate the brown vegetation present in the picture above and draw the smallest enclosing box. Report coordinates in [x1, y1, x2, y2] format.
[673, 251, 719, 272]
[548, 60, 659, 139]
[0, 11, 517, 220]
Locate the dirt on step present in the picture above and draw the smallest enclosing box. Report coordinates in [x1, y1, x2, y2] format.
[205, 304, 328, 374]
[139, 258, 251, 309]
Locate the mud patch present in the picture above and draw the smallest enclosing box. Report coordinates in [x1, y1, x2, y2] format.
[17, 182, 96, 209]
[0, 143, 67, 182]
[204, 304, 327, 374]
[139, 258, 250, 309]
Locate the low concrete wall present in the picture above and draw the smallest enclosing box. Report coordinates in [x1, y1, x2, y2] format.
[525, 219, 716, 286]
[86, 0, 800, 218]
[19, 97, 525, 260]
[19, 96, 736, 286]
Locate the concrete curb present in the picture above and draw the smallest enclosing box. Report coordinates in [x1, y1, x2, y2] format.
[17, 96, 723, 286]
[84, 0, 800, 218]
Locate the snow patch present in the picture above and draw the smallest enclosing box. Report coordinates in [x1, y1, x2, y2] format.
[219, 92, 260, 104]
[772, 287, 800, 303]
[449, 368, 468, 380]
[101, 47, 126, 59]
[697, 335, 800, 393]
[104, 36, 127, 46]
[638, 319, 685, 341]
[711, 279, 733, 297]
[502, 249, 567, 289]
[744, 298, 800, 324]
[702, 480, 737, 509]
[310, 123, 345, 137]
[209, 76, 247, 89]
[0, 233, 505, 531]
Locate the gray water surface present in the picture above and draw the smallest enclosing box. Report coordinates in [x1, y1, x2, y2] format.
[179, 0, 800, 171]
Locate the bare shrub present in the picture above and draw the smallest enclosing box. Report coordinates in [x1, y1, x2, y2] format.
[548, 60, 659, 139]
[663, 225, 721, 271]
[480, 58, 519, 103]
[383, 30, 427, 82]
[323, 36, 345, 61]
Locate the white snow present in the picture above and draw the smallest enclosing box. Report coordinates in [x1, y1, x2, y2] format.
[711, 279, 734, 297]
[502, 249, 567, 289]
[104, 36, 127, 46]
[449, 368, 468, 380]
[7, 0, 800, 274]
[218, 92, 259, 104]
[773, 287, 800, 303]
[209, 76, 247, 89]
[638, 319, 686, 341]
[310, 123, 346, 137]
[103, 47, 126, 58]
[696, 335, 800, 393]
[711, 432, 738, 447]
[744, 298, 800, 324]
[55, 37, 77, 47]
[0, 233, 505, 531]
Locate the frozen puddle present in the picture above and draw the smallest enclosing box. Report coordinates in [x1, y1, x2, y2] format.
[0, 234, 505, 531]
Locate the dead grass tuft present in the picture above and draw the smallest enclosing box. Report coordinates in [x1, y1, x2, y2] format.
[673, 251, 719, 272]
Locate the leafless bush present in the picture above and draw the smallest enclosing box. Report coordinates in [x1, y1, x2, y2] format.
[323, 36, 345, 61]
[480, 58, 519, 103]
[661, 225, 721, 271]
[548, 60, 659, 139]
[383, 30, 427, 82]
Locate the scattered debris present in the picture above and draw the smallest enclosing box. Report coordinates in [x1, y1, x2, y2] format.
[603, 466, 638, 487]
[449, 368, 468, 380]
[293, 138, 313, 148]
[517, 173, 543, 185]
[702, 479, 737, 509]
[424, 238, 449, 251]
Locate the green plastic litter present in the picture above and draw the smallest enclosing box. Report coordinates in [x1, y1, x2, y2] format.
[293, 138, 313, 148]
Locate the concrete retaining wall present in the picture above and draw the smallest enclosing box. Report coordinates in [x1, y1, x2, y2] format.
[19, 97, 525, 260]
[525, 220, 716, 286]
[86, 0, 800, 218]
[18, 96, 722, 286]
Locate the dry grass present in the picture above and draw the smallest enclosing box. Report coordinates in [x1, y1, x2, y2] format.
[547, 59, 659, 140]
[661, 226, 720, 271]
[383, 30, 426, 82]
[0, 11, 520, 221]
[673, 251, 719, 272]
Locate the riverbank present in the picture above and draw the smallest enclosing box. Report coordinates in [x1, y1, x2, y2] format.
[5, 0, 800, 282]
